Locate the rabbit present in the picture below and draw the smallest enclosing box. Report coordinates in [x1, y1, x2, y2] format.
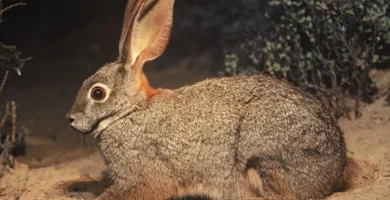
[66, 0, 347, 199]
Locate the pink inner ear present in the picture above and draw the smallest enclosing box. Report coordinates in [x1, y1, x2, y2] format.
[129, 49, 147, 71]
[127, 0, 174, 67]
[118, 0, 145, 63]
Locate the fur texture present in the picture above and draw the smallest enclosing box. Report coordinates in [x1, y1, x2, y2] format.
[68, 64, 346, 199]
[67, 0, 347, 199]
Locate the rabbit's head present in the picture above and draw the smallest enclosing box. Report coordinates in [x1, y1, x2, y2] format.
[66, 0, 175, 135]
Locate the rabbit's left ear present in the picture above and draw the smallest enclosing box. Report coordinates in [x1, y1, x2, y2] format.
[119, 0, 175, 71]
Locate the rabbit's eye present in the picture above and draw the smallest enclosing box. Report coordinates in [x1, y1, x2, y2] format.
[91, 86, 106, 101]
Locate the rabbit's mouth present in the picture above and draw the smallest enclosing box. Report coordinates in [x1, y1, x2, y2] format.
[70, 119, 101, 135]
[69, 113, 114, 136]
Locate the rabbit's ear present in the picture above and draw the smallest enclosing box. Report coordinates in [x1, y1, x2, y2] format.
[118, 0, 143, 60]
[118, 0, 174, 71]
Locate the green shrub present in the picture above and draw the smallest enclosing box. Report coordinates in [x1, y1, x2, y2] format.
[222, 0, 390, 119]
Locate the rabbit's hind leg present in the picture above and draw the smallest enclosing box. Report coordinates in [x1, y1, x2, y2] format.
[247, 153, 344, 200]
[246, 156, 297, 200]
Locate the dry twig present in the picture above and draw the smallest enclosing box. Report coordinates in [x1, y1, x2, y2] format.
[0, 101, 9, 128]
[11, 100, 16, 141]
[0, 43, 32, 75]
[0, 71, 8, 94]
[0, 0, 29, 172]
[0, 2, 26, 16]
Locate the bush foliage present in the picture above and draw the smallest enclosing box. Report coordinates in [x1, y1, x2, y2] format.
[222, 0, 390, 118]
[173, 0, 269, 53]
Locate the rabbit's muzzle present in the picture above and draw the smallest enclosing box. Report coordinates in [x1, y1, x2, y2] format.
[66, 112, 99, 135]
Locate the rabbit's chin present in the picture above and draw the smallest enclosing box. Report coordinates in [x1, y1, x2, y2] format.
[70, 116, 113, 137]
[70, 122, 99, 136]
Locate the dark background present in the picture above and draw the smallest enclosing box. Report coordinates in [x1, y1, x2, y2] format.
[1, 0, 223, 86]
[0, 0, 223, 158]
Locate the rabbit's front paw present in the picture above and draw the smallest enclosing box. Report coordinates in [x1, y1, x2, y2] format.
[95, 184, 178, 200]
[95, 186, 129, 200]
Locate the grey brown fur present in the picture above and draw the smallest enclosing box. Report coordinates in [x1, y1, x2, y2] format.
[67, 0, 347, 199]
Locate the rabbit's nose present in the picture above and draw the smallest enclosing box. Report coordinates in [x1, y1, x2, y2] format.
[67, 117, 75, 124]
[66, 112, 75, 124]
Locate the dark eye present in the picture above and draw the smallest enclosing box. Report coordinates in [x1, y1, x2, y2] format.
[91, 86, 106, 101]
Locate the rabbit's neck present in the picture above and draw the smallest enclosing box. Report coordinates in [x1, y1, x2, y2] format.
[97, 112, 162, 187]
[135, 72, 173, 105]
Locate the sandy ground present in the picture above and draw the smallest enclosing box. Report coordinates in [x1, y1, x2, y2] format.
[1, 69, 390, 200]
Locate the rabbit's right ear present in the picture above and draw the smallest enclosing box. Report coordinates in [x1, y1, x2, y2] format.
[118, 0, 174, 72]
